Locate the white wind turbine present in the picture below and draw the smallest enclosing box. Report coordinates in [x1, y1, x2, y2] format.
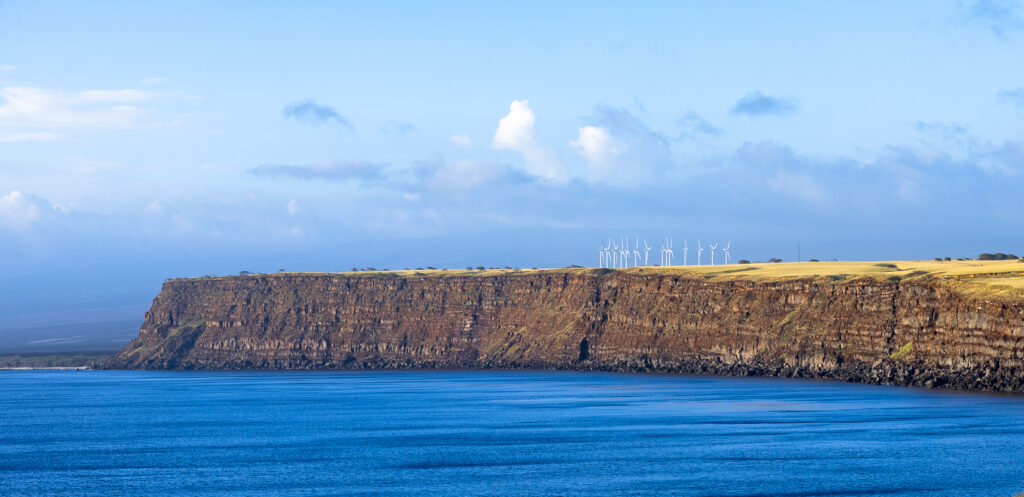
[723, 241, 731, 265]
[683, 239, 689, 266]
[665, 238, 675, 266]
[611, 239, 619, 268]
[697, 239, 704, 266]
[599, 241, 605, 268]
[709, 241, 719, 265]
[660, 240, 666, 266]
[621, 237, 631, 268]
[643, 240, 652, 266]
[632, 238, 641, 267]
[603, 239, 613, 268]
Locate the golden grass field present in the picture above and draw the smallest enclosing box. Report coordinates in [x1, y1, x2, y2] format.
[194, 259, 1024, 298]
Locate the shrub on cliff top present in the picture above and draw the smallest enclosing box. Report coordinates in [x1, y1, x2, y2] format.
[979, 252, 1018, 260]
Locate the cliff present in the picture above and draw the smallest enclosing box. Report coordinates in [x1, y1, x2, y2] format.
[102, 266, 1024, 392]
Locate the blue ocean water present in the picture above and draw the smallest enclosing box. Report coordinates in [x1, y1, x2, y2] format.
[2, 370, 1023, 497]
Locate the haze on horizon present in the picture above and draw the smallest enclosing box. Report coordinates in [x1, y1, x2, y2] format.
[1, 0, 1023, 352]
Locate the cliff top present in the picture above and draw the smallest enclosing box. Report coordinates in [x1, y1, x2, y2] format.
[177, 259, 1024, 298]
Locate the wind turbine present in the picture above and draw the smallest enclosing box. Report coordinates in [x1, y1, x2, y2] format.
[621, 237, 630, 268]
[599, 241, 607, 268]
[643, 240, 652, 266]
[683, 239, 689, 266]
[666, 238, 675, 266]
[611, 240, 619, 268]
[709, 241, 719, 265]
[697, 239, 704, 266]
[633, 238, 641, 267]
[723, 241, 731, 265]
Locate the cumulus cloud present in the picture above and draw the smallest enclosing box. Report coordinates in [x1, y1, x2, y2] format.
[572, 126, 617, 164]
[962, 0, 1024, 36]
[0, 86, 168, 130]
[282, 100, 352, 130]
[449, 133, 472, 146]
[0, 190, 62, 229]
[246, 161, 386, 183]
[492, 100, 567, 183]
[286, 199, 299, 215]
[572, 105, 673, 186]
[730, 91, 799, 117]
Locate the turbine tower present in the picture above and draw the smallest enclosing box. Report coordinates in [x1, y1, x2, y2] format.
[723, 241, 731, 265]
[643, 240, 652, 266]
[709, 241, 719, 265]
[604, 239, 613, 268]
[632, 238, 641, 267]
[683, 239, 689, 266]
[697, 239, 704, 266]
[621, 237, 630, 268]
[666, 238, 674, 266]
[611, 239, 619, 268]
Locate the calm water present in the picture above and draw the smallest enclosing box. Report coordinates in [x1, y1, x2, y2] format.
[2, 370, 1024, 497]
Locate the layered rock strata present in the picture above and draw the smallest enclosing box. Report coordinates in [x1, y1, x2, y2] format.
[102, 270, 1024, 392]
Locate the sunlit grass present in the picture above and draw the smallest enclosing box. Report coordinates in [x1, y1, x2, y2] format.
[180, 259, 1024, 297]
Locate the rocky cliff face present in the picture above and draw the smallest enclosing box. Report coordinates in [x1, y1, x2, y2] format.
[102, 270, 1024, 392]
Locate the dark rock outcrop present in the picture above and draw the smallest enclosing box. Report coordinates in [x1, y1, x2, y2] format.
[102, 270, 1024, 392]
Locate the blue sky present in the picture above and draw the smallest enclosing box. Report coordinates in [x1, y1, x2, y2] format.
[1, 1, 1023, 349]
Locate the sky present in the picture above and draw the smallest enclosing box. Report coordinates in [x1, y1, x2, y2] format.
[1, 0, 1023, 351]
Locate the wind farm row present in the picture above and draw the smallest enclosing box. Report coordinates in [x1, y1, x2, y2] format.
[599, 238, 731, 268]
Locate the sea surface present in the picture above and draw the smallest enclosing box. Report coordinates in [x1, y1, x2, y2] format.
[2, 370, 1024, 497]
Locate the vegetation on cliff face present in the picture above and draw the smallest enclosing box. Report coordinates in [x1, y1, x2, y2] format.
[103, 264, 1024, 392]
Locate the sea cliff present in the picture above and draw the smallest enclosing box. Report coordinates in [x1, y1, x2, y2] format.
[102, 267, 1024, 392]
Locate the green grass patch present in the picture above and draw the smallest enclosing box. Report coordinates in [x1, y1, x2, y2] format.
[890, 341, 913, 360]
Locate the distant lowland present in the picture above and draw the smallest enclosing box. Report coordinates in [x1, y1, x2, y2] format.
[88, 259, 1024, 393]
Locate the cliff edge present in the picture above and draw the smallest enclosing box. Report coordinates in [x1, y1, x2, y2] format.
[102, 264, 1024, 392]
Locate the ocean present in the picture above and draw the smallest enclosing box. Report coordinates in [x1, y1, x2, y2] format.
[2, 370, 1023, 496]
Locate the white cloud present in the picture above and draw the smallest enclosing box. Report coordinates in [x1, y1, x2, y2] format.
[572, 106, 673, 186]
[0, 131, 64, 142]
[571, 126, 623, 182]
[0, 190, 58, 229]
[0, 65, 14, 72]
[494, 100, 535, 150]
[286, 199, 299, 215]
[449, 133, 472, 146]
[492, 100, 567, 183]
[0, 86, 169, 130]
